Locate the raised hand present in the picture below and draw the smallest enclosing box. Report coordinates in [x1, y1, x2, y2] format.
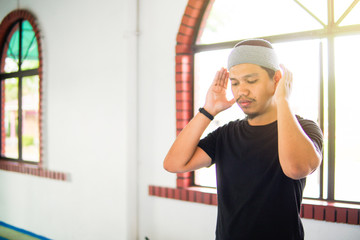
[275, 64, 293, 103]
[203, 67, 236, 116]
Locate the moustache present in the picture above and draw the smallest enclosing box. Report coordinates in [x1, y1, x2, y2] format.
[236, 95, 255, 103]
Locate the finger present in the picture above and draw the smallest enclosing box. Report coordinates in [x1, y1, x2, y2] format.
[279, 64, 285, 74]
[222, 68, 228, 87]
[288, 71, 293, 89]
[224, 70, 229, 88]
[212, 69, 221, 86]
[229, 97, 236, 105]
[221, 68, 229, 88]
[217, 68, 225, 87]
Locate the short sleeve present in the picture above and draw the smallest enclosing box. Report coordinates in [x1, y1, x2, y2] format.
[198, 127, 222, 165]
[297, 116, 323, 155]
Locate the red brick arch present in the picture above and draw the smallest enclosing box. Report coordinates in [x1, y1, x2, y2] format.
[175, 0, 215, 188]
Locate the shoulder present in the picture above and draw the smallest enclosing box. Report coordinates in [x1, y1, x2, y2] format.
[295, 115, 321, 132]
[295, 115, 323, 150]
[217, 118, 244, 132]
[203, 119, 243, 140]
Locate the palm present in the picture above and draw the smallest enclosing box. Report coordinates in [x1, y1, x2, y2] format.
[204, 68, 235, 116]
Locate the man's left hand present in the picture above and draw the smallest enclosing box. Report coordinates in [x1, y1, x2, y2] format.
[275, 64, 293, 103]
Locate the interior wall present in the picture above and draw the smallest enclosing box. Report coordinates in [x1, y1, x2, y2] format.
[0, 0, 359, 239]
[0, 0, 138, 239]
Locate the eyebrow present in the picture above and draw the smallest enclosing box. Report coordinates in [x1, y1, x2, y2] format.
[230, 73, 259, 81]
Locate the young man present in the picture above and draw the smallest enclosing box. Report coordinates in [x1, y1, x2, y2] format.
[163, 39, 323, 240]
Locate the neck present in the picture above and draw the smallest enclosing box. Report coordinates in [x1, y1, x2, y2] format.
[247, 102, 278, 126]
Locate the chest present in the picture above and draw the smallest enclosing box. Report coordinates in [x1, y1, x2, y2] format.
[215, 126, 280, 178]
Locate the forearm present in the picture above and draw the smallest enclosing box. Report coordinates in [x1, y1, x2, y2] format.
[163, 112, 212, 173]
[277, 100, 321, 179]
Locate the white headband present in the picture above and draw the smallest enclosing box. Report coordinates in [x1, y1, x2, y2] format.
[227, 45, 280, 71]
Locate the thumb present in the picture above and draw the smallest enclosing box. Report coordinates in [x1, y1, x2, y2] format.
[226, 98, 236, 108]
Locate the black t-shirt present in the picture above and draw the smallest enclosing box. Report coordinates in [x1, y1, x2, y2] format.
[198, 116, 323, 240]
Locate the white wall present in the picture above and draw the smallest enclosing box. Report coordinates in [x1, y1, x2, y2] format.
[0, 0, 359, 239]
[0, 0, 138, 239]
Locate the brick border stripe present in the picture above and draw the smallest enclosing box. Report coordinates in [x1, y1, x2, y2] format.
[150, 185, 360, 225]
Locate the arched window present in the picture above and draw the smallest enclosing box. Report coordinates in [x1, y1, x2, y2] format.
[0, 10, 42, 164]
[0, 10, 65, 180]
[175, 0, 360, 204]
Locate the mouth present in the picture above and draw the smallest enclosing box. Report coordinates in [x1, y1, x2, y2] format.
[237, 97, 255, 108]
[238, 100, 252, 108]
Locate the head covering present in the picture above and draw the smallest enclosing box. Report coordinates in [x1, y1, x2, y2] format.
[227, 39, 280, 71]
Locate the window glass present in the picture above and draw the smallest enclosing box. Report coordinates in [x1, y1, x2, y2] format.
[21, 20, 39, 71]
[273, 40, 321, 123]
[194, 48, 242, 135]
[274, 40, 322, 198]
[194, 40, 322, 195]
[296, 0, 328, 24]
[2, 78, 19, 159]
[334, 34, 360, 202]
[197, 0, 324, 44]
[322, 39, 329, 199]
[1, 22, 20, 73]
[22, 75, 40, 162]
[194, 49, 242, 187]
[338, 1, 360, 26]
[334, 0, 357, 24]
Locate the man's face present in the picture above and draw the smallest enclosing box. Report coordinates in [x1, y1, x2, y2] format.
[229, 63, 276, 119]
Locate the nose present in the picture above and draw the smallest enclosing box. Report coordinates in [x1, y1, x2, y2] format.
[237, 82, 250, 96]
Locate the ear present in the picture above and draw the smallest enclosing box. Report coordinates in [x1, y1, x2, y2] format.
[271, 70, 282, 94]
[273, 70, 282, 88]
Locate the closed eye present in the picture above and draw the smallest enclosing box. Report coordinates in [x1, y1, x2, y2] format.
[247, 79, 258, 84]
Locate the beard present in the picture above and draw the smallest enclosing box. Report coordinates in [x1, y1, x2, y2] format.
[245, 112, 260, 120]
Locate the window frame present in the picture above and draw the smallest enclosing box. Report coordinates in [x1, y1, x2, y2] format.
[190, 0, 360, 206]
[0, 10, 66, 181]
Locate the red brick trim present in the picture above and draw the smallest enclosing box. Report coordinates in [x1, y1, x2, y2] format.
[0, 10, 67, 181]
[300, 201, 360, 225]
[149, 185, 217, 206]
[175, 0, 212, 189]
[149, 185, 360, 225]
[0, 161, 67, 181]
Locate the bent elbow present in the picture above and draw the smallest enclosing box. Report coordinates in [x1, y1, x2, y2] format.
[163, 162, 176, 173]
[163, 156, 183, 173]
[282, 157, 321, 180]
[283, 167, 309, 180]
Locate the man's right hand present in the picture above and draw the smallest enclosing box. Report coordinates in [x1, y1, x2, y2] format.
[203, 67, 236, 116]
[163, 67, 235, 173]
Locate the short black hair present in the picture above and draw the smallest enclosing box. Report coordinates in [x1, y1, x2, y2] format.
[261, 66, 276, 79]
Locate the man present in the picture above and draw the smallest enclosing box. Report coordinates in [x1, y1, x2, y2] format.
[163, 39, 323, 240]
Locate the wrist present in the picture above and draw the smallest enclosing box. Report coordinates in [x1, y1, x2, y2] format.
[276, 98, 292, 115]
[199, 107, 214, 120]
[276, 97, 290, 106]
[202, 104, 218, 116]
